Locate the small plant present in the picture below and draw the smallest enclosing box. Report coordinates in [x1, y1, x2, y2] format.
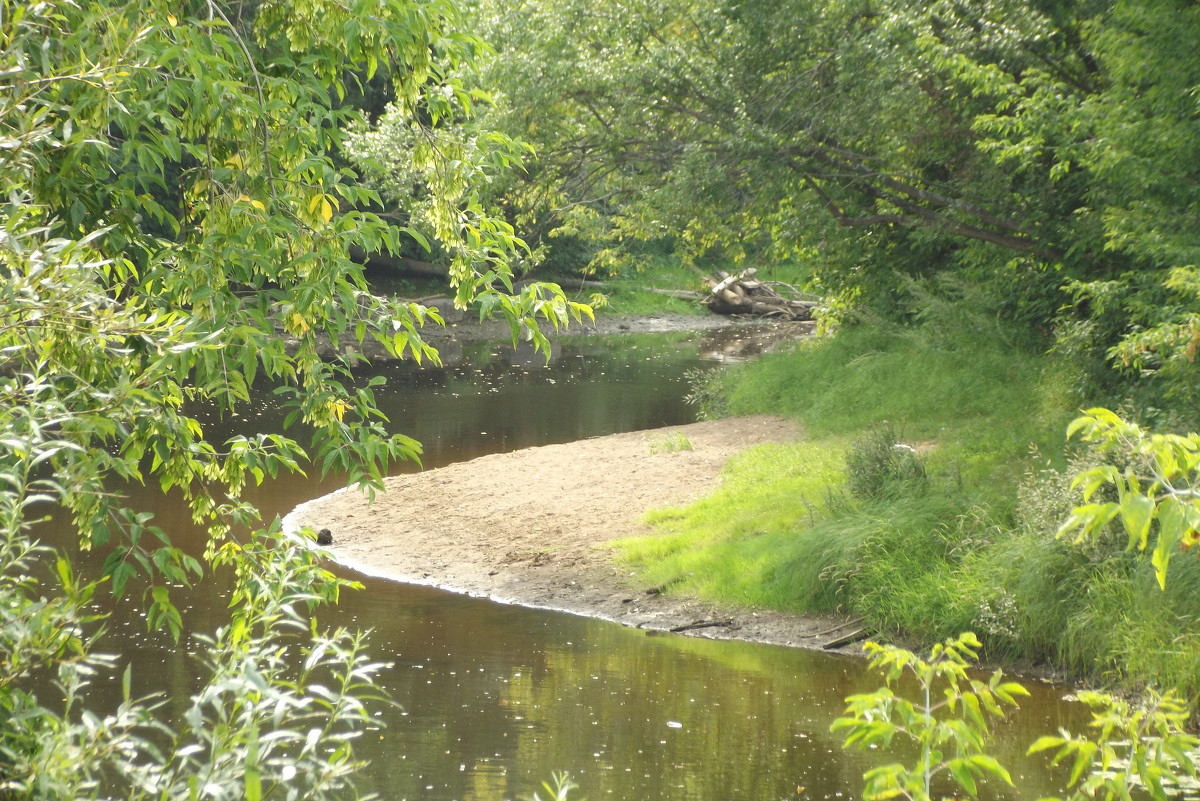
[1058, 408, 1200, 589]
[846, 426, 928, 501]
[528, 772, 579, 801]
[831, 632, 1027, 801]
[837, 632, 1200, 801]
[973, 592, 1020, 643]
[646, 431, 694, 454]
[1030, 689, 1199, 801]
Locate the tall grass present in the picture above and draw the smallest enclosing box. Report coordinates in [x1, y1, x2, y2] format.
[614, 292, 1200, 697]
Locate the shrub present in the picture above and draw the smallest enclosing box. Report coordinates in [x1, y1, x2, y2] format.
[846, 426, 928, 501]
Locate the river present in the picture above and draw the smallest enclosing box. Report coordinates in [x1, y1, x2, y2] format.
[55, 326, 1087, 800]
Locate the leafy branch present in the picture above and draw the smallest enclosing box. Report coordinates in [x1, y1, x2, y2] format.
[1058, 408, 1200, 589]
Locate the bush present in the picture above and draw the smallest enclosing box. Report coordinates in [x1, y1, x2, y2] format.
[846, 426, 928, 501]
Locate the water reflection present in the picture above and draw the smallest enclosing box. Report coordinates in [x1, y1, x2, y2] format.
[696, 321, 816, 364]
[333, 579, 1084, 801]
[40, 328, 1086, 801]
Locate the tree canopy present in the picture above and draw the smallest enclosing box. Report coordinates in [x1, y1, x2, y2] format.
[356, 0, 1198, 408]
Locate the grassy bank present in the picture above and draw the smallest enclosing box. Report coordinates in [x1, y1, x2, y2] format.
[615, 312, 1200, 696]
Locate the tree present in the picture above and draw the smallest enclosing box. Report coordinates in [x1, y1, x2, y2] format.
[446, 0, 1091, 286]
[377, 0, 1199, 407]
[832, 633, 1025, 801]
[835, 634, 1200, 801]
[0, 0, 588, 796]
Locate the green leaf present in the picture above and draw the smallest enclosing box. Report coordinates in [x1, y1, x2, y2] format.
[244, 726, 262, 801]
[1028, 735, 1067, 755]
[1120, 493, 1156, 552]
[967, 754, 1013, 785]
[949, 759, 979, 797]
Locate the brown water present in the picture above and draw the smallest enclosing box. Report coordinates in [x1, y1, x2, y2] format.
[52, 328, 1089, 801]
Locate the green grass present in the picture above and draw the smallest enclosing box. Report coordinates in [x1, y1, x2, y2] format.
[613, 441, 847, 608]
[644, 431, 694, 454]
[608, 309, 1200, 696]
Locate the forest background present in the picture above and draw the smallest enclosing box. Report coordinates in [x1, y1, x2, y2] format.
[3, 0, 1200, 798]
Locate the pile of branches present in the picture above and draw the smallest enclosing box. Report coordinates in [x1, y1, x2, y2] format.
[702, 269, 820, 320]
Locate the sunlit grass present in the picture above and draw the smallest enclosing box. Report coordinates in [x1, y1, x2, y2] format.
[614, 439, 847, 607]
[612, 316, 1094, 659]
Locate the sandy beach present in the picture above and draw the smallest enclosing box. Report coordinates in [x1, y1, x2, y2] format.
[283, 415, 862, 651]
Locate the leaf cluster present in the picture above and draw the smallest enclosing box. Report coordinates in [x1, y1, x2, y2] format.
[1030, 689, 1199, 801]
[410, 0, 1200, 406]
[837, 633, 1200, 801]
[1058, 408, 1200, 589]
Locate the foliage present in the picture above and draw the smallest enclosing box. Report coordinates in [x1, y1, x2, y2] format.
[401, 0, 1200, 408]
[343, 95, 540, 276]
[1031, 689, 1199, 801]
[623, 317, 1200, 691]
[620, 314, 1067, 616]
[722, 311, 1066, 489]
[0, 0, 589, 796]
[831, 633, 1026, 801]
[684, 367, 733, 421]
[1059, 408, 1200, 589]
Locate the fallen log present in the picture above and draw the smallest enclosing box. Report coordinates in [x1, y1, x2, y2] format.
[349, 246, 451, 279]
[821, 627, 869, 649]
[813, 616, 865, 638]
[670, 620, 736, 633]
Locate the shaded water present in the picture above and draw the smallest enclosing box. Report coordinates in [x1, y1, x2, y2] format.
[52, 327, 1088, 800]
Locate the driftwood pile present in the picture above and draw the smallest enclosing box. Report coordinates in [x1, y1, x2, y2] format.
[703, 269, 820, 321]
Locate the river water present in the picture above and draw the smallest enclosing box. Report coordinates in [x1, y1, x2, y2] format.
[58, 327, 1087, 801]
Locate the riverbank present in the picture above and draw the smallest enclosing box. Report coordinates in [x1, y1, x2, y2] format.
[283, 416, 861, 651]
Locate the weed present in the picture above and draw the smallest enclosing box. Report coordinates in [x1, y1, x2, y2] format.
[845, 425, 927, 501]
[646, 431, 693, 454]
[832, 633, 1026, 801]
[836, 635, 1200, 801]
[527, 772, 579, 801]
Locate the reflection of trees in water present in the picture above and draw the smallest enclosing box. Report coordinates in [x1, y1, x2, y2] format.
[698, 322, 814, 364]
[364, 596, 867, 801]
[354, 333, 706, 467]
[496, 624, 867, 801]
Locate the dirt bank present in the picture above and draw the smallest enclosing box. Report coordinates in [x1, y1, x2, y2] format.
[283, 416, 861, 651]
